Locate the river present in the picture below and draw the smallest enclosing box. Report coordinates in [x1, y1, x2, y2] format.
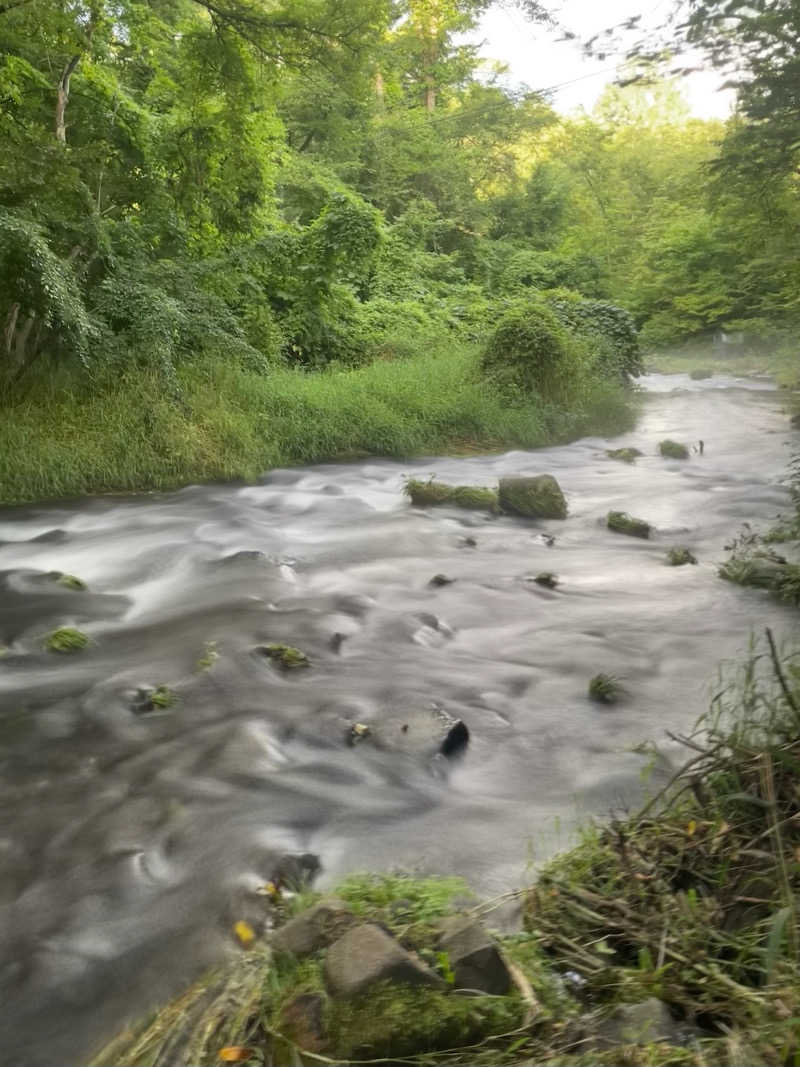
[0, 372, 796, 1064]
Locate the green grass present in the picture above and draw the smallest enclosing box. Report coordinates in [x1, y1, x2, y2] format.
[588, 672, 623, 704]
[0, 348, 636, 505]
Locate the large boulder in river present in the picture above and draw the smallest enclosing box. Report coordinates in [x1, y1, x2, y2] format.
[498, 475, 567, 519]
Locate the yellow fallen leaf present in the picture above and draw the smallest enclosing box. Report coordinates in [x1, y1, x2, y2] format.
[219, 1046, 255, 1062]
[234, 920, 256, 946]
[255, 881, 280, 899]
[686, 819, 697, 837]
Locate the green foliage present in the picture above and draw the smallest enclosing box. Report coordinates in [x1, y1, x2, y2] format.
[44, 626, 89, 653]
[149, 686, 177, 709]
[336, 873, 470, 923]
[479, 300, 582, 404]
[544, 289, 643, 380]
[588, 672, 623, 704]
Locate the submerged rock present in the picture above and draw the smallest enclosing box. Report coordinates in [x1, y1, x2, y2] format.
[324, 924, 445, 999]
[667, 547, 697, 566]
[429, 574, 455, 587]
[606, 447, 642, 463]
[498, 475, 567, 519]
[440, 718, 469, 758]
[607, 511, 651, 538]
[256, 643, 310, 669]
[659, 439, 690, 459]
[532, 572, 559, 589]
[587, 998, 688, 1050]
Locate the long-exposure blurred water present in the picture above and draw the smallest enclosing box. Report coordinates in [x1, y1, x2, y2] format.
[0, 372, 796, 1064]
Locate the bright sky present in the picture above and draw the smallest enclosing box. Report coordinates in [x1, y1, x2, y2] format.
[466, 1, 735, 118]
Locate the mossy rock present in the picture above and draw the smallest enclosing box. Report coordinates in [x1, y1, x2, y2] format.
[327, 981, 524, 1060]
[606, 447, 642, 464]
[689, 368, 713, 380]
[450, 485, 500, 512]
[607, 511, 651, 539]
[533, 572, 559, 589]
[149, 685, 177, 708]
[54, 572, 87, 591]
[588, 673, 622, 705]
[659, 439, 689, 459]
[44, 626, 89, 653]
[498, 475, 567, 519]
[405, 479, 455, 506]
[667, 547, 697, 566]
[263, 644, 310, 669]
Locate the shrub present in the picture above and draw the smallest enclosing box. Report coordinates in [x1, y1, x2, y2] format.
[544, 289, 642, 380]
[479, 300, 581, 403]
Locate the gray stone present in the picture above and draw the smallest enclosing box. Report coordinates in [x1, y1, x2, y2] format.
[589, 998, 686, 1049]
[324, 923, 445, 999]
[498, 475, 567, 519]
[437, 917, 511, 994]
[279, 992, 328, 1052]
[271, 897, 354, 958]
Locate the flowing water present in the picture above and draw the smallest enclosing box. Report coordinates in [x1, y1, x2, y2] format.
[0, 373, 796, 1064]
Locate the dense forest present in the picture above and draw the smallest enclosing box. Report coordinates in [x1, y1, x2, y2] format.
[0, 0, 798, 501]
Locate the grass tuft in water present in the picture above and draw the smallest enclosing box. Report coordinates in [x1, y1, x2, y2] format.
[588, 672, 623, 704]
[262, 644, 310, 669]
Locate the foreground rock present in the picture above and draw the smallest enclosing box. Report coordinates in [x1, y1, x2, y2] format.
[498, 475, 567, 519]
[437, 916, 511, 994]
[324, 923, 445, 998]
[586, 998, 689, 1051]
[272, 898, 354, 957]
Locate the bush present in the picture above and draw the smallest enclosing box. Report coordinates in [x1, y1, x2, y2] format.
[544, 288, 642, 380]
[480, 300, 583, 404]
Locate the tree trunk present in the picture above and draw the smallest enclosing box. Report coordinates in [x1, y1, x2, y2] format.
[55, 55, 81, 143]
[13, 313, 35, 366]
[3, 302, 19, 357]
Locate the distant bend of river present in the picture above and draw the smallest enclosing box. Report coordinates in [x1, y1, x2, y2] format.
[0, 372, 796, 1065]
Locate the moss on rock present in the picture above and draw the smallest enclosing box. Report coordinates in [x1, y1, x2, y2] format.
[606, 447, 642, 463]
[666, 547, 697, 566]
[149, 685, 177, 708]
[659, 439, 689, 459]
[405, 478, 455, 506]
[44, 626, 89, 653]
[498, 474, 567, 519]
[405, 479, 499, 512]
[55, 572, 87, 591]
[607, 511, 651, 538]
[263, 644, 310, 669]
[450, 485, 500, 512]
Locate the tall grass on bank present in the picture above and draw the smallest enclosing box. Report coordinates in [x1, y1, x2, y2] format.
[0, 347, 636, 506]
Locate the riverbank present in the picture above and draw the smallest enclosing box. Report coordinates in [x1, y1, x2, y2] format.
[646, 338, 800, 391]
[92, 637, 800, 1067]
[0, 348, 635, 506]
